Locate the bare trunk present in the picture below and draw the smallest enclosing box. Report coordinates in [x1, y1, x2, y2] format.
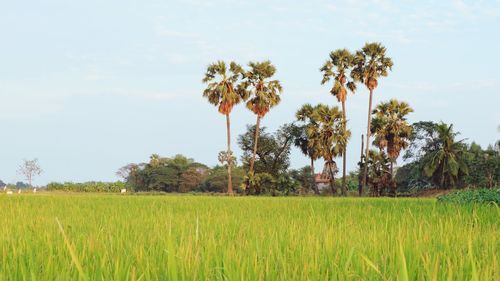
[311, 157, 319, 194]
[390, 161, 395, 196]
[226, 113, 233, 195]
[362, 89, 374, 192]
[341, 101, 347, 196]
[359, 134, 364, 196]
[328, 163, 336, 195]
[249, 115, 261, 175]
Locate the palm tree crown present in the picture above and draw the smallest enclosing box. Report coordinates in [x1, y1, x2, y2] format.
[320, 49, 357, 102]
[351, 42, 393, 90]
[422, 123, 470, 188]
[202, 61, 245, 114]
[371, 99, 414, 160]
[243, 61, 283, 117]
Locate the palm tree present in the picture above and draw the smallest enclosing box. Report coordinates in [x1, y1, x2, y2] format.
[366, 150, 392, 196]
[351, 42, 393, 194]
[202, 61, 245, 194]
[320, 49, 357, 196]
[371, 99, 413, 195]
[422, 123, 470, 189]
[243, 61, 283, 176]
[310, 104, 350, 194]
[295, 104, 322, 194]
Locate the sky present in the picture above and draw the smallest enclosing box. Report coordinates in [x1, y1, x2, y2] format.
[0, 0, 499, 185]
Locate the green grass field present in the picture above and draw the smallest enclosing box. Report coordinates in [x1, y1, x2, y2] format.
[0, 194, 498, 280]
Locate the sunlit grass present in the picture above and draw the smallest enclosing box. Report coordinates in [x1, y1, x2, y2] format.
[0, 194, 498, 280]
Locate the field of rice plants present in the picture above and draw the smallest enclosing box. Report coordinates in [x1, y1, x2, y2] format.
[0, 194, 498, 280]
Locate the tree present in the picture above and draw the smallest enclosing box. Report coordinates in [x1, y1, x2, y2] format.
[202, 61, 245, 194]
[464, 143, 500, 188]
[320, 49, 357, 194]
[241, 61, 283, 177]
[421, 123, 470, 189]
[179, 167, 208, 192]
[309, 104, 350, 195]
[201, 166, 246, 193]
[295, 104, 322, 194]
[351, 42, 393, 194]
[366, 150, 392, 196]
[371, 99, 413, 195]
[17, 158, 43, 187]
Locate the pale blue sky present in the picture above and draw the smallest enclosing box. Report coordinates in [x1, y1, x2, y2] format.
[1, 0, 499, 185]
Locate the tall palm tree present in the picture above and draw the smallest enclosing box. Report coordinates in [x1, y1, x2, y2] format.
[202, 61, 245, 194]
[351, 42, 393, 194]
[371, 99, 413, 195]
[243, 61, 283, 176]
[310, 104, 350, 194]
[422, 123, 470, 189]
[320, 49, 357, 196]
[295, 104, 322, 194]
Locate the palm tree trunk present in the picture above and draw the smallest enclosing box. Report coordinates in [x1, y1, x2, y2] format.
[226, 113, 233, 195]
[311, 157, 319, 194]
[362, 89, 374, 192]
[249, 115, 261, 175]
[390, 161, 395, 196]
[341, 101, 347, 196]
[359, 134, 364, 196]
[328, 162, 336, 195]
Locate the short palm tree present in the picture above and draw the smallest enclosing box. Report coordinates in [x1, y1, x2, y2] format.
[351, 42, 393, 194]
[242, 61, 283, 176]
[320, 49, 357, 196]
[422, 123, 470, 189]
[310, 104, 350, 195]
[295, 104, 322, 194]
[371, 99, 413, 195]
[202, 61, 245, 194]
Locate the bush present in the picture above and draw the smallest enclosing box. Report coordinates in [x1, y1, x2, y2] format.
[437, 188, 500, 205]
[47, 181, 126, 192]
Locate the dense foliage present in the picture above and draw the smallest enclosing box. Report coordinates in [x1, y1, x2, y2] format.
[437, 189, 500, 205]
[47, 181, 125, 192]
[396, 122, 500, 191]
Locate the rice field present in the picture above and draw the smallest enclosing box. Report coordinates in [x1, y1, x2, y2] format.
[0, 194, 498, 280]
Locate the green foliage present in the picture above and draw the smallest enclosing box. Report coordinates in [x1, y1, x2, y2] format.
[47, 181, 126, 192]
[463, 143, 500, 188]
[437, 189, 500, 205]
[124, 154, 209, 192]
[200, 166, 245, 193]
[238, 124, 296, 176]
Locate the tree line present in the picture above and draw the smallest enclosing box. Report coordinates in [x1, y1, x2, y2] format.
[17, 42, 497, 195]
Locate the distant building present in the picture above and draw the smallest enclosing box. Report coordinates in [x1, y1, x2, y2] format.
[314, 161, 338, 191]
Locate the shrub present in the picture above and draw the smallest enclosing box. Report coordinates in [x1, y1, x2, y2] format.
[46, 181, 126, 192]
[437, 188, 500, 205]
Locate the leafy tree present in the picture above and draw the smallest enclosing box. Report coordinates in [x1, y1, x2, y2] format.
[202, 61, 245, 194]
[238, 124, 296, 178]
[421, 123, 470, 189]
[351, 42, 393, 193]
[179, 167, 208, 192]
[320, 49, 357, 194]
[240, 61, 283, 177]
[288, 166, 314, 194]
[201, 166, 245, 193]
[125, 154, 208, 192]
[464, 143, 500, 188]
[371, 99, 413, 195]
